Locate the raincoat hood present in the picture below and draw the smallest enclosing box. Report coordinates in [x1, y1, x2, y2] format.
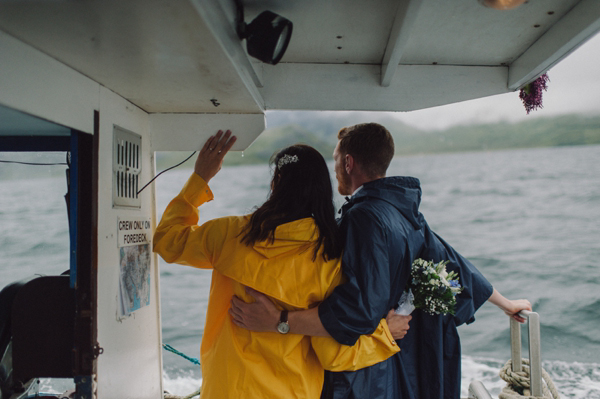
[250, 218, 318, 258]
[344, 177, 425, 229]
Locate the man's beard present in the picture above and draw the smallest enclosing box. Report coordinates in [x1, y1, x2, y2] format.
[337, 172, 352, 196]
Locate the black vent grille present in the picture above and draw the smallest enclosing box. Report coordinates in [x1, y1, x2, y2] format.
[113, 127, 142, 208]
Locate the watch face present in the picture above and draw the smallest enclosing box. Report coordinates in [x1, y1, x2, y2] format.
[277, 322, 290, 334]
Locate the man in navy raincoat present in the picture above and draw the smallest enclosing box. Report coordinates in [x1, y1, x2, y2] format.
[231, 123, 531, 399]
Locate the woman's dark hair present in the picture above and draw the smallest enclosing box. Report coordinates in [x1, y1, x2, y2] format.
[241, 144, 343, 261]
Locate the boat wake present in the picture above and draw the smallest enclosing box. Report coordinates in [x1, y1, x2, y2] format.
[461, 356, 600, 399]
[160, 356, 600, 398]
[163, 371, 202, 397]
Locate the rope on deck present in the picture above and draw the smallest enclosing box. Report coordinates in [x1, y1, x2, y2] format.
[164, 388, 201, 399]
[498, 359, 560, 399]
[162, 343, 202, 399]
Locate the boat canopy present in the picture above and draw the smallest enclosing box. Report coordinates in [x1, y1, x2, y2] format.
[1, 0, 599, 149]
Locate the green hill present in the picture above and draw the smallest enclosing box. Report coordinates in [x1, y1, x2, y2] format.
[224, 124, 336, 166]
[154, 124, 336, 170]
[6, 113, 598, 180]
[401, 114, 600, 155]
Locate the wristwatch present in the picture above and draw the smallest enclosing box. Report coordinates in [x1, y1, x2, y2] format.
[276, 310, 290, 334]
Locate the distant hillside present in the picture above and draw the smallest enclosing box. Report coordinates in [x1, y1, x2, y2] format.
[399, 114, 600, 155]
[154, 113, 600, 170]
[224, 124, 336, 166]
[264, 112, 600, 155]
[157, 112, 422, 169]
[155, 124, 336, 170]
[265, 110, 423, 140]
[6, 113, 598, 180]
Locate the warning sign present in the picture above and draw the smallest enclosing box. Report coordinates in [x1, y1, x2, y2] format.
[118, 217, 152, 247]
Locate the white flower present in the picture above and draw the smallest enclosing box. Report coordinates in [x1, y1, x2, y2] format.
[405, 258, 462, 316]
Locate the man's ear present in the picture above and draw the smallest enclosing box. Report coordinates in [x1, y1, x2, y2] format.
[345, 154, 354, 174]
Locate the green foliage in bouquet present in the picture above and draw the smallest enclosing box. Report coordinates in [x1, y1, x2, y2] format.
[410, 259, 463, 316]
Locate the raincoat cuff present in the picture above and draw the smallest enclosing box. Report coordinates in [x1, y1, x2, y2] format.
[181, 173, 214, 206]
[311, 319, 400, 372]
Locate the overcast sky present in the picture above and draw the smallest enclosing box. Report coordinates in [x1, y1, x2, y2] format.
[393, 32, 600, 130]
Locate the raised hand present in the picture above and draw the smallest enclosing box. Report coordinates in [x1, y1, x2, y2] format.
[194, 130, 237, 183]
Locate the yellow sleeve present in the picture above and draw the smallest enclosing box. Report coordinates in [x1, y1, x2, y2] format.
[153, 173, 227, 269]
[310, 319, 400, 372]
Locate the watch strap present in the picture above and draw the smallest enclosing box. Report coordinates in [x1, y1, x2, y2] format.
[279, 310, 288, 323]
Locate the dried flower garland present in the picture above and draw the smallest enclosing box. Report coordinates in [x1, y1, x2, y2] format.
[519, 73, 550, 114]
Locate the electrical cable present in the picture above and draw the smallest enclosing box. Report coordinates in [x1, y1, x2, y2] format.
[1, 151, 195, 194]
[136, 151, 196, 195]
[0, 159, 68, 166]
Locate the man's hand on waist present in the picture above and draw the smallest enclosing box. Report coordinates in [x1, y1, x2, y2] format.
[230, 287, 279, 332]
[229, 286, 331, 337]
[385, 309, 411, 340]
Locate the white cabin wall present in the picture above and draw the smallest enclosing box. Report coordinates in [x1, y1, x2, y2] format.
[96, 87, 163, 399]
[0, 30, 164, 398]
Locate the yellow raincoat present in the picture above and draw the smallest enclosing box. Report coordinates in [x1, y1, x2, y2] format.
[154, 174, 399, 399]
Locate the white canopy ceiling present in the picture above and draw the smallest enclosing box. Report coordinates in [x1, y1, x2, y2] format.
[0, 0, 599, 115]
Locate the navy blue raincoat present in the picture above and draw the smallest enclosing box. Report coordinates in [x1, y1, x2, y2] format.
[318, 177, 493, 399]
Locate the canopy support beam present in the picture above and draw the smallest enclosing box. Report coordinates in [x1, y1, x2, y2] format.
[508, 0, 600, 90]
[380, 0, 424, 87]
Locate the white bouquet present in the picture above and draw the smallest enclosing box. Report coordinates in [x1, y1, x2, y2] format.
[395, 259, 463, 316]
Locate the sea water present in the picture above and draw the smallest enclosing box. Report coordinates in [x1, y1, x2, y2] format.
[1, 145, 599, 398]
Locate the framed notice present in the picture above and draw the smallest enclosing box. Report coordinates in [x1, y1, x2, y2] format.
[117, 217, 152, 318]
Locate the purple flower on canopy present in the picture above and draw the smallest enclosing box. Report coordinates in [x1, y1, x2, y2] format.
[519, 73, 550, 114]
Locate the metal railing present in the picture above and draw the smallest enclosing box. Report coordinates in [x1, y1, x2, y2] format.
[468, 310, 542, 399]
[511, 310, 542, 397]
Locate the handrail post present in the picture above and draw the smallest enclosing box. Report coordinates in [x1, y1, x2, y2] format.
[526, 311, 543, 397]
[510, 317, 522, 372]
[510, 310, 543, 397]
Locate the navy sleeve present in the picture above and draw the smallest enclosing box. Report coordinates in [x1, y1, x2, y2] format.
[319, 207, 396, 346]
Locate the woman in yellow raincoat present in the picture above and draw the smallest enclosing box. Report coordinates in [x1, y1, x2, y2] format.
[153, 130, 399, 399]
